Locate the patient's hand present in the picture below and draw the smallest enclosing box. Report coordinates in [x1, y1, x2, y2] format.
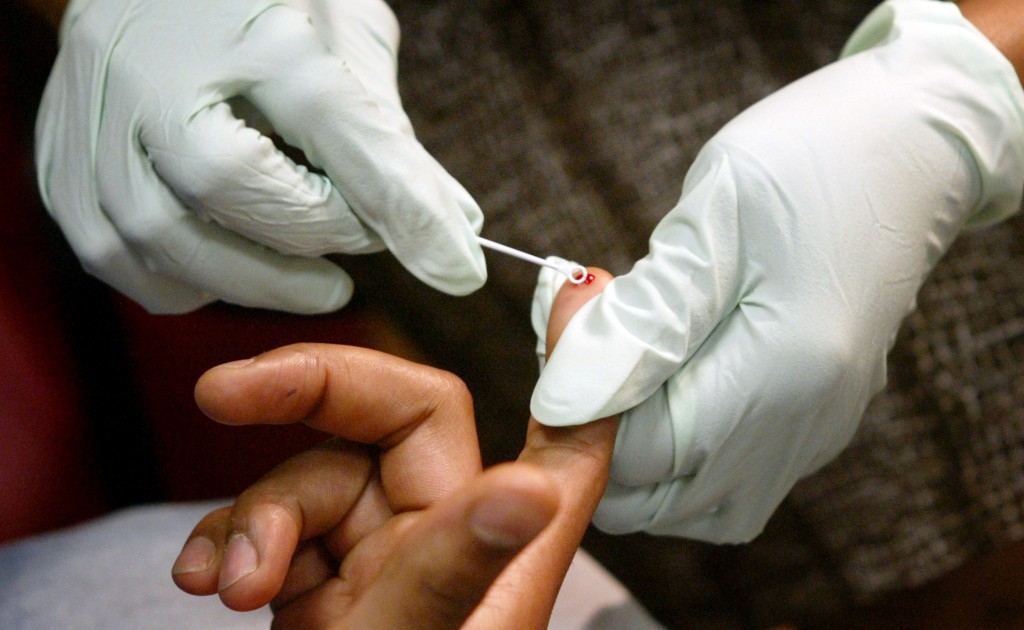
[172, 269, 616, 629]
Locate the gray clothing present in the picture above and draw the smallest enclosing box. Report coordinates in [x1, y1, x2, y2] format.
[0, 502, 662, 629]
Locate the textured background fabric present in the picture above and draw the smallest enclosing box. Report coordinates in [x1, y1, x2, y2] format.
[335, 0, 1024, 627]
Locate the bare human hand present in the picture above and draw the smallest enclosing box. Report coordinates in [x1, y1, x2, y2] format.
[172, 268, 616, 629]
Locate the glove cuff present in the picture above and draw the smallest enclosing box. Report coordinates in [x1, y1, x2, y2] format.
[841, 0, 1024, 228]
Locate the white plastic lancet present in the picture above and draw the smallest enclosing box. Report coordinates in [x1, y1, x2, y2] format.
[476, 236, 588, 285]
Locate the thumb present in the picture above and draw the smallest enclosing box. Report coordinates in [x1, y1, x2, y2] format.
[273, 465, 559, 630]
[531, 151, 744, 426]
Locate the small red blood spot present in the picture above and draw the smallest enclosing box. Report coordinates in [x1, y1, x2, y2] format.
[584, 273, 595, 284]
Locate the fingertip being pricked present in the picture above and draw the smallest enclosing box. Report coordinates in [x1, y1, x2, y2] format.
[547, 267, 612, 353]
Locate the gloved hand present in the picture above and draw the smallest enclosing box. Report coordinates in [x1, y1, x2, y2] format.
[529, 0, 1024, 543]
[36, 0, 485, 314]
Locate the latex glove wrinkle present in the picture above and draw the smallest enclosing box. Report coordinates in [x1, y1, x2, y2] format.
[529, 0, 1024, 543]
[37, 0, 486, 314]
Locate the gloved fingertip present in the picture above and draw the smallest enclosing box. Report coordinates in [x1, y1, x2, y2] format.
[260, 264, 355, 314]
[300, 273, 354, 313]
[443, 257, 488, 296]
[529, 386, 597, 428]
[138, 289, 219, 315]
[420, 244, 487, 297]
[324, 280, 355, 311]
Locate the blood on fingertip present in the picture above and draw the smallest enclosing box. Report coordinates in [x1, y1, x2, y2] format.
[569, 269, 595, 285]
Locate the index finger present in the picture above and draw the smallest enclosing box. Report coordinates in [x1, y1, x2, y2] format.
[532, 152, 744, 426]
[195, 344, 481, 510]
[467, 268, 620, 629]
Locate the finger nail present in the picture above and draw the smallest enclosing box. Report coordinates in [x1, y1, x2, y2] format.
[172, 536, 216, 575]
[219, 533, 258, 591]
[469, 495, 551, 550]
[219, 358, 255, 369]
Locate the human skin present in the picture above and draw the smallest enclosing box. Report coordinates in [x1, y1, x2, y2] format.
[173, 269, 618, 629]
[959, 0, 1024, 78]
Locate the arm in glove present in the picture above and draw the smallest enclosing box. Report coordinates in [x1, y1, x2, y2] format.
[35, 0, 485, 314]
[529, 0, 1024, 543]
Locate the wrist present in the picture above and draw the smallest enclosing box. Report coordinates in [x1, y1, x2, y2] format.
[840, 0, 1024, 229]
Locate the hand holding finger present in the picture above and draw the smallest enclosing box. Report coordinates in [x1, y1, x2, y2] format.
[180, 271, 615, 627]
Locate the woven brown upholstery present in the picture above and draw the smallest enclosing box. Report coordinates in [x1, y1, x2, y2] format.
[341, 0, 1024, 626]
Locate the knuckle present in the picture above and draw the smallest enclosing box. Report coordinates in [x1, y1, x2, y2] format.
[412, 366, 472, 419]
[373, 366, 473, 449]
[427, 370, 472, 407]
[526, 428, 609, 469]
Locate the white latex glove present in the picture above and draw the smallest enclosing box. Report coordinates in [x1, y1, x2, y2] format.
[530, 0, 1024, 543]
[35, 0, 485, 314]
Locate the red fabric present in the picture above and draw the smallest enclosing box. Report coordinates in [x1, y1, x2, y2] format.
[0, 52, 106, 542]
[114, 299, 387, 501]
